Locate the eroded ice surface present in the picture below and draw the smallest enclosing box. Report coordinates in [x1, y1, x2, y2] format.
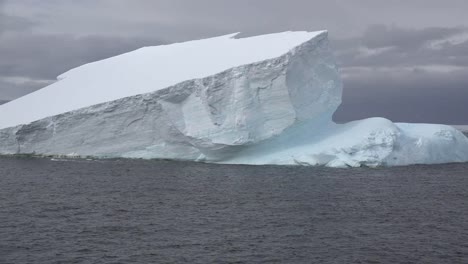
[1, 31, 467, 167]
[226, 118, 468, 167]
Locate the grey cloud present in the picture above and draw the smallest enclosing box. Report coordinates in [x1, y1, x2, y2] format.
[0, 78, 51, 101]
[334, 69, 468, 124]
[331, 25, 468, 123]
[360, 25, 465, 50]
[0, 14, 35, 34]
[0, 34, 165, 80]
[1, 1, 35, 35]
[9, 0, 468, 41]
[3, 0, 357, 39]
[0, 0, 5, 34]
[333, 25, 468, 69]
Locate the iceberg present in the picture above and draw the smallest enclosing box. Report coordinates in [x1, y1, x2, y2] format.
[0, 31, 467, 167]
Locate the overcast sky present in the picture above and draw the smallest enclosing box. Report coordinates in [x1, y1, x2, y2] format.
[1, 0, 467, 123]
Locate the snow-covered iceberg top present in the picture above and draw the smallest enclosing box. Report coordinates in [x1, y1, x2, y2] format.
[0, 30, 467, 167]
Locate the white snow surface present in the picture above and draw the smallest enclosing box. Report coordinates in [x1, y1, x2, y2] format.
[1, 30, 468, 167]
[0, 31, 323, 129]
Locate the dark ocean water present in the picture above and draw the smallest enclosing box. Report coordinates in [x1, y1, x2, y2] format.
[1, 157, 468, 264]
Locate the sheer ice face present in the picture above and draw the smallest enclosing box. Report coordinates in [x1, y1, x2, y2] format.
[0, 31, 467, 167]
[0, 31, 324, 129]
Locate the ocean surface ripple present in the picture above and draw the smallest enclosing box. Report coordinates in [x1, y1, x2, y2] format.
[1, 157, 468, 263]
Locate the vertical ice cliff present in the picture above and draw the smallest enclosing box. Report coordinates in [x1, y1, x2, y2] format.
[0, 31, 467, 167]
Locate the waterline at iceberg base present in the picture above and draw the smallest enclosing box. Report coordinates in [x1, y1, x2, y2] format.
[0, 31, 467, 167]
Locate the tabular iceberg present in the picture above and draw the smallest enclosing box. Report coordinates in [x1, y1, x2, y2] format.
[0, 31, 467, 167]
